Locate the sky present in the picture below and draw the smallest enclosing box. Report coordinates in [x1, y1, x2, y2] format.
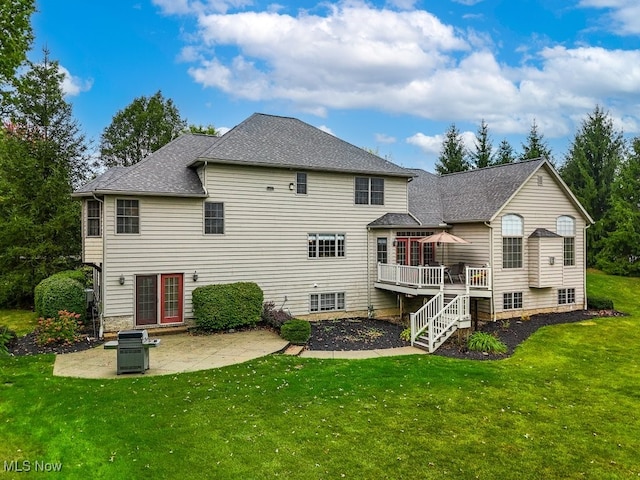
[30, 0, 640, 171]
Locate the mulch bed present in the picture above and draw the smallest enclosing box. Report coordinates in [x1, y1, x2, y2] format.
[6, 309, 623, 360]
[306, 309, 624, 360]
[7, 332, 104, 356]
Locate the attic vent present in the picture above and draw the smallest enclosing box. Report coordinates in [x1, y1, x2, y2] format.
[537, 175, 543, 186]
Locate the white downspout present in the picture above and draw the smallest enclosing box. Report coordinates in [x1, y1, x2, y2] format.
[583, 223, 591, 310]
[92, 192, 105, 338]
[484, 221, 496, 322]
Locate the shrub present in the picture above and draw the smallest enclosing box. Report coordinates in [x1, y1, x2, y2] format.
[35, 270, 88, 322]
[193, 282, 263, 331]
[280, 319, 311, 345]
[35, 310, 83, 346]
[467, 332, 507, 354]
[400, 328, 411, 342]
[0, 326, 17, 355]
[587, 296, 614, 310]
[261, 301, 293, 330]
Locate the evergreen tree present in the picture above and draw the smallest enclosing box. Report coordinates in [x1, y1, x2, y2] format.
[435, 123, 470, 174]
[495, 138, 516, 164]
[596, 138, 640, 275]
[469, 119, 494, 169]
[100, 90, 187, 168]
[520, 119, 553, 163]
[0, 49, 88, 307]
[560, 105, 625, 266]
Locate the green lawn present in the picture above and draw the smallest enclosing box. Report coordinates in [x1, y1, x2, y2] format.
[1, 272, 640, 478]
[0, 309, 38, 336]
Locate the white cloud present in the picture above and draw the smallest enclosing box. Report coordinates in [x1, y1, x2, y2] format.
[406, 132, 442, 156]
[375, 133, 396, 144]
[164, 0, 640, 138]
[58, 65, 93, 97]
[317, 125, 335, 135]
[579, 0, 640, 35]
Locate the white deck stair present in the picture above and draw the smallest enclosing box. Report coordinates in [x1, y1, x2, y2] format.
[410, 292, 471, 353]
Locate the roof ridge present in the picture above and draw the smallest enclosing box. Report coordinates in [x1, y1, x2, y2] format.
[440, 157, 546, 177]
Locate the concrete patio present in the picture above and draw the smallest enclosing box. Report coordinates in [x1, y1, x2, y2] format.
[53, 329, 426, 379]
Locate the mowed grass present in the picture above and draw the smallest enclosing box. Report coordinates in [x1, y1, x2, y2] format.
[0, 309, 38, 336]
[1, 272, 640, 479]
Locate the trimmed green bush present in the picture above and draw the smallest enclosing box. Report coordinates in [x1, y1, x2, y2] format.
[280, 319, 311, 345]
[467, 331, 507, 354]
[587, 296, 614, 310]
[34, 272, 86, 322]
[193, 282, 263, 331]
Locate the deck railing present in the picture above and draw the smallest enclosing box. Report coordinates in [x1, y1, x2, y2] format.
[377, 263, 491, 290]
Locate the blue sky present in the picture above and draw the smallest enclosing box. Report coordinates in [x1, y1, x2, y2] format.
[31, 0, 640, 171]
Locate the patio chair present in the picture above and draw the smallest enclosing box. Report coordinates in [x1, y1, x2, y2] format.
[448, 262, 465, 283]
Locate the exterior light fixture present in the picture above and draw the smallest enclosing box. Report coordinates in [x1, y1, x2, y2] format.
[289, 182, 295, 190]
[119, 274, 125, 285]
[193, 271, 198, 282]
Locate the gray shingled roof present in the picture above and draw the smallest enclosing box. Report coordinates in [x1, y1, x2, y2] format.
[529, 228, 561, 238]
[407, 159, 547, 225]
[438, 159, 545, 222]
[74, 134, 220, 197]
[193, 113, 412, 177]
[368, 213, 420, 228]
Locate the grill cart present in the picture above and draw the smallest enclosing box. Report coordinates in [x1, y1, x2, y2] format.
[104, 330, 161, 374]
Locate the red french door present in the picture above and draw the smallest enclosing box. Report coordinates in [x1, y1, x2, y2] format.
[396, 238, 434, 265]
[160, 274, 183, 324]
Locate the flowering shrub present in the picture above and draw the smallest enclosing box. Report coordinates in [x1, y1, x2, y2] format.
[35, 310, 83, 346]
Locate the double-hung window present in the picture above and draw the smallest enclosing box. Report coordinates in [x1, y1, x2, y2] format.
[204, 202, 224, 234]
[355, 177, 384, 205]
[87, 199, 101, 237]
[377, 237, 388, 264]
[310, 292, 345, 312]
[308, 234, 345, 258]
[502, 214, 523, 268]
[557, 216, 575, 266]
[117, 199, 139, 234]
[296, 172, 307, 195]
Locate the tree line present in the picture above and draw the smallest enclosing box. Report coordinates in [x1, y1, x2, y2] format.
[0, 1, 638, 308]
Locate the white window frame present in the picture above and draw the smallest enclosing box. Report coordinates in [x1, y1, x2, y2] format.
[116, 198, 140, 234]
[87, 199, 101, 237]
[310, 292, 346, 312]
[503, 292, 523, 310]
[558, 288, 576, 305]
[204, 202, 224, 235]
[354, 177, 384, 205]
[557, 216, 576, 266]
[296, 172, 307, 195]
[502, 214, 523, 269]
[308, 233, 345, 258]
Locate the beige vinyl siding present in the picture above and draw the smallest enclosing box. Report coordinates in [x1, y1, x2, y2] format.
[446, 224, 490, 267]
[101, 165, 408, 324]
[82, 199, 103, 264]
[490, 166, 587, 317]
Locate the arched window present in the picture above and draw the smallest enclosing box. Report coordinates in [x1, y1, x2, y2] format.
[557, 216, 575, 266]
[502, 214, 523, 268]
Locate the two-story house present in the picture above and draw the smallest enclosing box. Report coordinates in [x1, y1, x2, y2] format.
[74, 113, 592, 351]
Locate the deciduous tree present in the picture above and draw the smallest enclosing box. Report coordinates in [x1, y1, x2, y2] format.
[100, 90, 187, 167]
